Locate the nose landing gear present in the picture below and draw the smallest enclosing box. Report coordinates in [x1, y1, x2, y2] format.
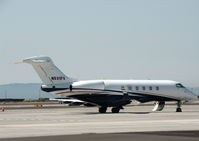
[176, 101, 182, 112]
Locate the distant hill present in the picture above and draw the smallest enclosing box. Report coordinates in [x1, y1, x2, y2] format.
[0, 83, 198, 100]
[0, 83, 61, 100]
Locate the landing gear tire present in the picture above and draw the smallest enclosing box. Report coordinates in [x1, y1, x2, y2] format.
[99, 107, 107, 113]
[176, 101, 182, 112]
[111, 107, 120, 113]
[176, 108, 182, 112]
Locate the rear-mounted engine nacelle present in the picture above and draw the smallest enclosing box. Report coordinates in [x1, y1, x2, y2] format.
[41, 84, 70, 92]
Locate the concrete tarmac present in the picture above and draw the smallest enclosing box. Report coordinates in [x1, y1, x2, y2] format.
[0, 105, 199, 140]
[1, 131, 199, 141]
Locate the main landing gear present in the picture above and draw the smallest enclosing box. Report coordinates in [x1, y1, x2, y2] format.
[176, 101, 182, 112]
[111, 107, 120, 113]
[111, 106, 123, 113]
[99, 106, 123, 113]
[99, 106, 107, 113]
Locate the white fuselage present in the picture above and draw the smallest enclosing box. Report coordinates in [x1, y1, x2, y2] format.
[49, 80, 197, 102]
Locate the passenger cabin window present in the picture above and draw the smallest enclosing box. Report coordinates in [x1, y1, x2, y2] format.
[149, 86, 152, 90]
[136, 86, 139, 91]
[176, 83, 185, 88]
[156, 86, 159, 91]
[127, 86, 132, 90]
[142, 86, 145, 91]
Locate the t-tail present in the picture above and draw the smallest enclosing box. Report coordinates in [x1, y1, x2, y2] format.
[23, 56, 74, 89]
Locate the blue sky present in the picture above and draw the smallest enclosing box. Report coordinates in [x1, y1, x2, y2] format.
[0, 0, 199, 86]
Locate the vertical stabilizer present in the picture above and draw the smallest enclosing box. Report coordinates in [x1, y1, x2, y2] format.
[23, 56, 74, 87]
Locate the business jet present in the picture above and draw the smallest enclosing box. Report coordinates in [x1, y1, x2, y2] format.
[22, 56, 198, 113]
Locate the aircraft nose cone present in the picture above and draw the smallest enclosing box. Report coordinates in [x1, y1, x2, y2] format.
[184, 88, 198, 100]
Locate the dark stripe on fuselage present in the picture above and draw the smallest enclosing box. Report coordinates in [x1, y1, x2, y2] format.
[41, 87, 178, 105]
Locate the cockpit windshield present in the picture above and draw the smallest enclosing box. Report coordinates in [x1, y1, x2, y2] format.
[176, 83, 185, 88]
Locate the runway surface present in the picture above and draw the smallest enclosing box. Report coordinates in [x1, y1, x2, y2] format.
[1, 131, 199, 141]
[0, 105, 199, 140]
